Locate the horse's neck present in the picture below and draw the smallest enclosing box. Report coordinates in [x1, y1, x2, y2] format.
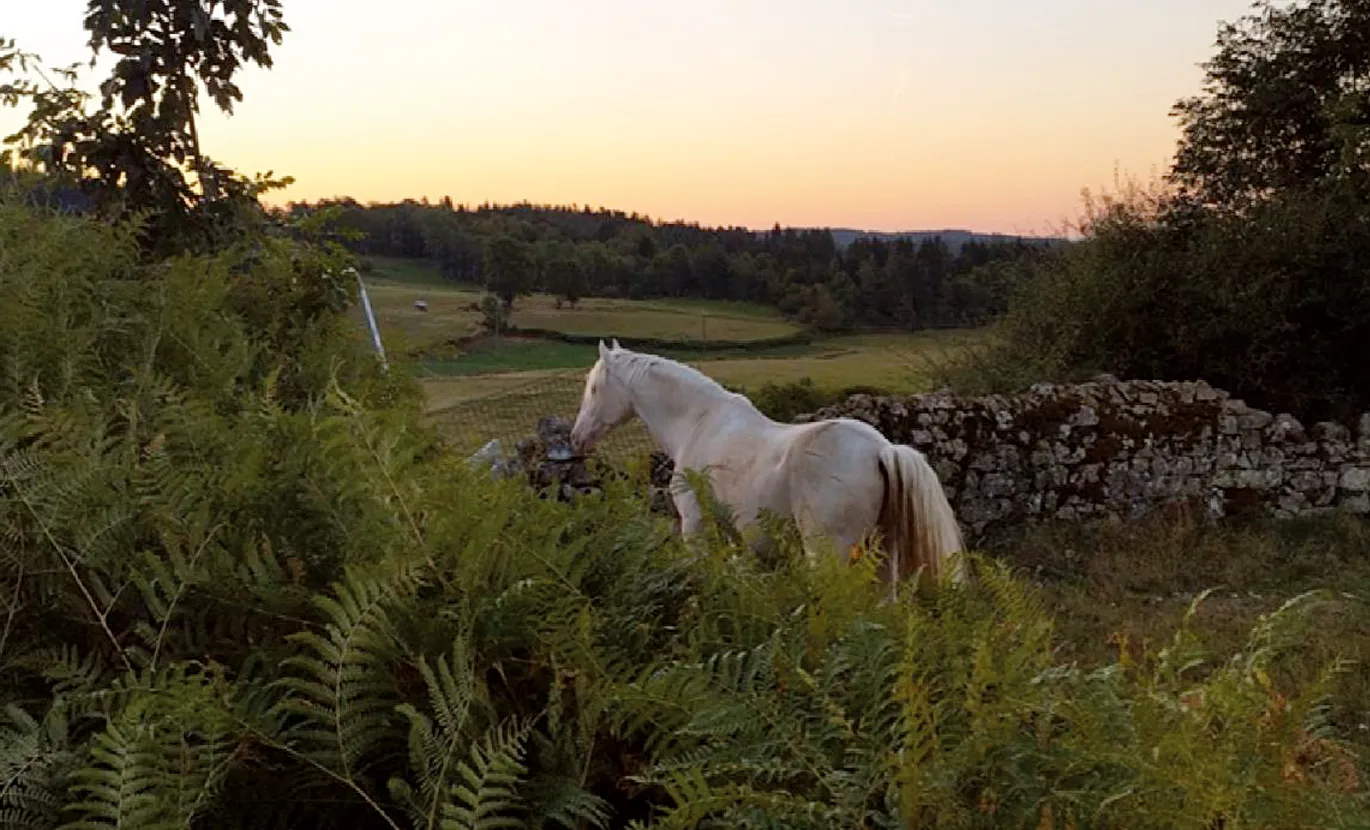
[626, 363, 763, 460]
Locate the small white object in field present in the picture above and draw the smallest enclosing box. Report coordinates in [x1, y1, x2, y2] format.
[468, 439, 504, 471]
[414, 299, 429, 311]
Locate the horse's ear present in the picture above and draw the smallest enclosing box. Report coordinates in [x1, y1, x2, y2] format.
[598, 340, 608, 360]
[612, 338, 621, 351]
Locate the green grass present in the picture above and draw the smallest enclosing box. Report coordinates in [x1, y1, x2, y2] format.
[365, 255, 471, 288]
[422, 368, 659, 460]
[355, 281, 485, 354]
[996, 511, 1370, 766]
[695, 330, 977, 391]
[632, 295, 788, 320]
[357, 256, 800, 351]
[351, 256, 985, 454]
[415, 329, 979, 383]
[418, 329, 985, 457]
[421, 338, 600, 376]
[513, 296, 799, 340]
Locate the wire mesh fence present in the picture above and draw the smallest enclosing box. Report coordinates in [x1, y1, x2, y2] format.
[423, 370, 661, 463]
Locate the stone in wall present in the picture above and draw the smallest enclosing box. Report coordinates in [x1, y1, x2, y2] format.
[793, 376, 1370, 539]
[466, 416, 602, 502]
[467, 418, 679, 517]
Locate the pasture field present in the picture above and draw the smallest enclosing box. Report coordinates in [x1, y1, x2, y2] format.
[419, 330, 978, 456]
[357, 256, 982, 455]
[357, 256, 799, 354]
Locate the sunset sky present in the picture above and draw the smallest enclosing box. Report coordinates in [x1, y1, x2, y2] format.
[3, 0, 1259, 234]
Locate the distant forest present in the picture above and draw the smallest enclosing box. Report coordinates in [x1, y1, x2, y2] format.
[290, 198, 1067, 331]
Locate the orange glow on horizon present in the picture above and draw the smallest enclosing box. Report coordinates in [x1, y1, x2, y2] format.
[3, 0, 1256, 234]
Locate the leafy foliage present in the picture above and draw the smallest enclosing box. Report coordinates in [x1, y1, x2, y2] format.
[482, 235, 537, 309]
[1, 1, 292, 256]
[947, 161, 1370, 422]
[944, 0, 1370, 422]
[746, 377, 889, 424]
[1169, 0, 1370, 210]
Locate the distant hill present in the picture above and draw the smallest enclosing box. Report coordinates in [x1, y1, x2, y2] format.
[823, 228, 1069, 251]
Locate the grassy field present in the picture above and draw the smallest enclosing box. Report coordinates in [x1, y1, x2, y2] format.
[357, 256, 799, 355]
[353, 256, 983, 455]
[419, 330, 979, 455]
[1000, 510, 1370, 766]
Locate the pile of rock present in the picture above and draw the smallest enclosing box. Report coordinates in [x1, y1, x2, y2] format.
[466, 416, 601, 502]
[647, 450, 675, 515]
[466, 417, 678, 516]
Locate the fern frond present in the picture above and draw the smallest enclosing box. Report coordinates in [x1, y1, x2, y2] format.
[0, 704, 74, 830]
[62, 720, 165, 829]
[440, 718, 533, 830]
[276, 559, 424, 778]
[646, 768, 840, 830]
[60, 663, 242, 830]
[388, 637, 486, 830]
[522, 777, 612, 830]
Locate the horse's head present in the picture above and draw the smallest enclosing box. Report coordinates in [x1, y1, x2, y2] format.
[571, 339, 634, 454]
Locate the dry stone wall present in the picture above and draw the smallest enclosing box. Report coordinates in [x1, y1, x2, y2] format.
[796, 376, 1370, 538]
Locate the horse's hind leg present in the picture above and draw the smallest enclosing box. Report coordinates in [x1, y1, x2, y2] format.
[791, 478, 880, 569]
[793, 506, 858, 567]
[670, 472, 705, 539]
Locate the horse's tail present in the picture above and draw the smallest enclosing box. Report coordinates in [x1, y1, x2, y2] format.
[876, 443, 966, 594]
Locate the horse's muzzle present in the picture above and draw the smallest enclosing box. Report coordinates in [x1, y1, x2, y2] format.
[570, 424, 595, 456]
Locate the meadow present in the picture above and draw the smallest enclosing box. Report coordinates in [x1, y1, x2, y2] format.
[359, 256, 801, 352]
[360, 256, 981, 455]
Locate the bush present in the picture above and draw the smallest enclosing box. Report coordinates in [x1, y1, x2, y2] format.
[748, 377, 891, 423]
[946, 182, 1370, 423]
[478, 292, 512, 333]
[0, 203, 1366, 829]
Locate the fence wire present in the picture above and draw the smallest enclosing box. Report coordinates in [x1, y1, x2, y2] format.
[424, 371, 661, 463]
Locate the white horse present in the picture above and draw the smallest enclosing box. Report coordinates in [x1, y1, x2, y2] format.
[569, 340, 966, 597]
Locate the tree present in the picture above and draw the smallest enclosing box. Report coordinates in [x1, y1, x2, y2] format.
[417, 211, 478, 280]
[543, 247, 589, 308]
[882, 240, 919, 328]
[483, 234, 535, 307]
[2, 1, 291, 254]
[689, 241, 732, 299]
[1169, 0, 1370, 210]
[914, 238, 951, 327]
[802, 265, 857, 331]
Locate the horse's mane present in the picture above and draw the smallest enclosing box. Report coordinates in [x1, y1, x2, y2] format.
[610, 349, 735, 400]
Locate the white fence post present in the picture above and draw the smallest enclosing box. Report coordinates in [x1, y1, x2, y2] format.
[348, 266, 388, 372]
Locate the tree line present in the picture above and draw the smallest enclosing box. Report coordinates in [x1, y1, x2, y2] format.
[284, 197, 1058, 331]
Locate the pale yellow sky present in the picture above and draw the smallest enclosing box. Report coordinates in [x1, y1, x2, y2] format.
[3, 0, 1258, 233]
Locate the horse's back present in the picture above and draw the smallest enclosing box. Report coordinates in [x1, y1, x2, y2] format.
[784, 416, 890, 461]
[675, 412, 795, 514]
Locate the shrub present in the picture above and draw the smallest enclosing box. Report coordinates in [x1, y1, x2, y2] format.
[478, 293, 512, 334]
[748, 377, 892, 423]
[944, 181, 1370, 422]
